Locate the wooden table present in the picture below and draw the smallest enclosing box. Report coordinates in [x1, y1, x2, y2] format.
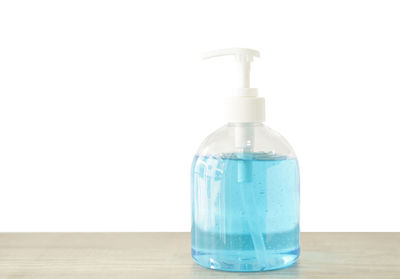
[0, 233, 399, 278]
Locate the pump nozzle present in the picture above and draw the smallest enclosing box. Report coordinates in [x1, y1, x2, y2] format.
[202, 48, 265, 123]
[202, 48, 260, 97]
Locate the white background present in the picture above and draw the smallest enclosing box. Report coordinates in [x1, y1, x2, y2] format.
[1, 1, 399, 232]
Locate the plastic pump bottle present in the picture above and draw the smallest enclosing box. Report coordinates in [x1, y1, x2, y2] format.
[191, 48, 300, 272]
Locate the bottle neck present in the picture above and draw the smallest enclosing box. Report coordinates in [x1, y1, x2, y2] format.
[227, 122, 263, 153]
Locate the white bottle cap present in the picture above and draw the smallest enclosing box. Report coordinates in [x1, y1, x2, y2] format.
[202, 48, 265, 123]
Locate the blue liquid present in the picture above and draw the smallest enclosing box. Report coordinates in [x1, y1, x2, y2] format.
[191, 153, 300, 272]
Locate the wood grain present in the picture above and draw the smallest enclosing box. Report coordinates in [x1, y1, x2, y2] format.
[0, 233, 399, 278]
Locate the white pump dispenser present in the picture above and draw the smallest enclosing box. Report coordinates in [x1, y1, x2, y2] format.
[201, 48, 265, 123]
[202, 48, 265, 154]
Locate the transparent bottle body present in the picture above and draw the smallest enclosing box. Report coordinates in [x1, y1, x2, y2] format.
[191, 123, 300, 272]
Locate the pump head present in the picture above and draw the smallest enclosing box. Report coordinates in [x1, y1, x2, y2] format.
[202, 48, 259, 96]
[202, 48, 265, 123]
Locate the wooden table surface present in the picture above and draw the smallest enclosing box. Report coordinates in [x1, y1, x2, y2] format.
[0, 233, 399, 278]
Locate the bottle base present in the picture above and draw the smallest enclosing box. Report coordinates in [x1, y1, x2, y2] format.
[192, 248, 299, 272]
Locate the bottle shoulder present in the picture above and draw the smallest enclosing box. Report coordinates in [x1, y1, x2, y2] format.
[196, 123, 296, 158]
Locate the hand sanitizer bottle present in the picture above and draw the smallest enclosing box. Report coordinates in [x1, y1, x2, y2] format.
[191, 48, 300, 272]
